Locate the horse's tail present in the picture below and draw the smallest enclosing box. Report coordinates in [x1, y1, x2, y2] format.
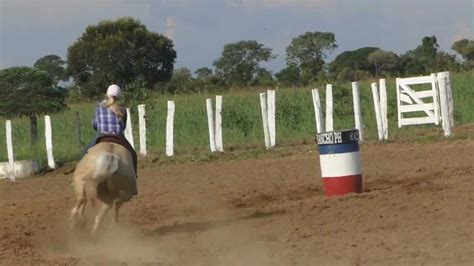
[93, 152, 120, 182]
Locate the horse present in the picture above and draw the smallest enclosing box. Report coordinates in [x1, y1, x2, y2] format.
[69, 141, 137, 233]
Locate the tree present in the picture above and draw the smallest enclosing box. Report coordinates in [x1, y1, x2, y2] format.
[400, 36, 440, 75]
[367, 49, 400, 77]
[286, 31, 337, 84]
[275, 64, 301, 87]
[193, 67, 221, 92]
[253, 68, 275, 87]
[432, 52, 461, 72]
[164, 68, 196, 94]
[213, 40, 274, 87]
[413, 36, 439, 65]
[0, 67, 67, 145]
[67, 17, 176, 97]
[336, 67, 371, 81]
[400, 51, 425, 75]
[452, 39, 474, 68]
[34, 55, 68, 85]
[195, 67, 213, 80]
[329, 47, 379, 78]
[122, 76, 151, 108]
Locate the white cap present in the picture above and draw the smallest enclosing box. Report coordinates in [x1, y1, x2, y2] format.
[106, 84, 121, 98]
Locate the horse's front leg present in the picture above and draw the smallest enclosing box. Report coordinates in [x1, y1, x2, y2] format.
[92, 203, 111, 234]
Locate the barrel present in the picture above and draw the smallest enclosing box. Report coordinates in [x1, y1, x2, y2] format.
[316, 129, 362, 197]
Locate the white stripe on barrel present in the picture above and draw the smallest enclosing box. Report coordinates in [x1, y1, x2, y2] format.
[319, 152, 362, 178]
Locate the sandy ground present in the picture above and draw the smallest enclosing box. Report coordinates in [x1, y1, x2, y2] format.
[0, 139, 473, 265]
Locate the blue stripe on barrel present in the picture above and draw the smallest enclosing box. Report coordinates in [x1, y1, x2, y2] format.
[319, 142, 359, 155]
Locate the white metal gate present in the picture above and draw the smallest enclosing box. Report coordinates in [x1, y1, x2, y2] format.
[396, 74, 440, 127]
[396, 72, 453, 136]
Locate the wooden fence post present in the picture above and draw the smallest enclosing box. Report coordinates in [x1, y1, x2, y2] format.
[215, 95, 224, 152]
[436, 73, 452, 136]
[438, 71, 454, 129]
[267, 89, 276, 147]
[166, 101, 175, 156]
[371, 83, 383, 141]
[351, 82, 363, 141]
[325, 84, 334, 132]
[5, 120, 15, 181]
[379, 79, 388, 140]
[137, 104, 147, 156]
[259, 92, 270, 149]
[125, 108, 135, 149]
[311, 89, 324, 134]
[206, 98, 216, 152]
[44, 115, 56, 169]
[444, 71, 454, 127]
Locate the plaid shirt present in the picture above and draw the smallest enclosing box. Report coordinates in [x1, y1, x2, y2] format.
[92, 102, 127, 135]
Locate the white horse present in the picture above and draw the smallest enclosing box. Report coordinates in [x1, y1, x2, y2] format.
[69, 142, 137, 233]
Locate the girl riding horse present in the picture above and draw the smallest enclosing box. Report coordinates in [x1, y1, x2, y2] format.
[85, 84, 137, 176]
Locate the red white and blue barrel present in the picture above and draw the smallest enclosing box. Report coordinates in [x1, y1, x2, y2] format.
[316, 129, 362, 197]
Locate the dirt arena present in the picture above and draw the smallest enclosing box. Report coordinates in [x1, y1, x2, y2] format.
[1, 139, 473, 265]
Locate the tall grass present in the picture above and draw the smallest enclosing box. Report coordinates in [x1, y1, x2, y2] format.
[0, 71, 472, 165]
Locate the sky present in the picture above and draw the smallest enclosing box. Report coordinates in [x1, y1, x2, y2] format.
[0, 0, 473, 73]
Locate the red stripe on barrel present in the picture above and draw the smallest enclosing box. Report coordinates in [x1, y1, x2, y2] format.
[321, 174, 362, 197]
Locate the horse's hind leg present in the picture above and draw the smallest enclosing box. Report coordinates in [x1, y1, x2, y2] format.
[77, 199, 87, 226]
[92, 202, 111, 234]
[69, 198, 85, 228]
[113, 199, 123, 224]
[69, 182, 86, 229]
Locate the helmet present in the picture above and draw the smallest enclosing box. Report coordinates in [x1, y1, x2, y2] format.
[106, 84, 121, 98]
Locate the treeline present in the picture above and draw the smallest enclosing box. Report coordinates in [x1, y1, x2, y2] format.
[0, 16, 473, 142]
[171, 35, 472, 93]
[3, 17, 474, 98]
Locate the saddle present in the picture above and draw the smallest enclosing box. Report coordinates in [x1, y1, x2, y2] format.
[96, 134, 129, 149]
[95, 134, 138, 176]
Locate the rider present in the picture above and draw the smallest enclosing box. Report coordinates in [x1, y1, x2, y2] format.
[86, 84, 138, 177]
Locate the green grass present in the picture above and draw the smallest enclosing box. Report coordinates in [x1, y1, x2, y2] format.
[0, 71, 473, 166]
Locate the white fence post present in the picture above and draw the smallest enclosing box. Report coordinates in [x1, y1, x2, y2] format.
[325, 84, 333, 132]
[351, 82, 363, 142]
[125, 108, 135, 149]
[396, 78, 402, 128]
[436, 73, 452, 136]
[311, 89, 324, 134]
[215, 95, 224, 152]
[166, 100, 175, 156]
[5, 120, 15, 181]
[379, 79, 388, 140]
[44, 115, 56, 169]
[371, 83, 384, 141]
[445, 71, 454, 127]
[438, 71, 454, 128]
[137, 104, 147, 156]
[430, 73, 441, 126]
[259, 92, 270, 149]
[206, 98, 216, 152]
[266, 89, 276, 147]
